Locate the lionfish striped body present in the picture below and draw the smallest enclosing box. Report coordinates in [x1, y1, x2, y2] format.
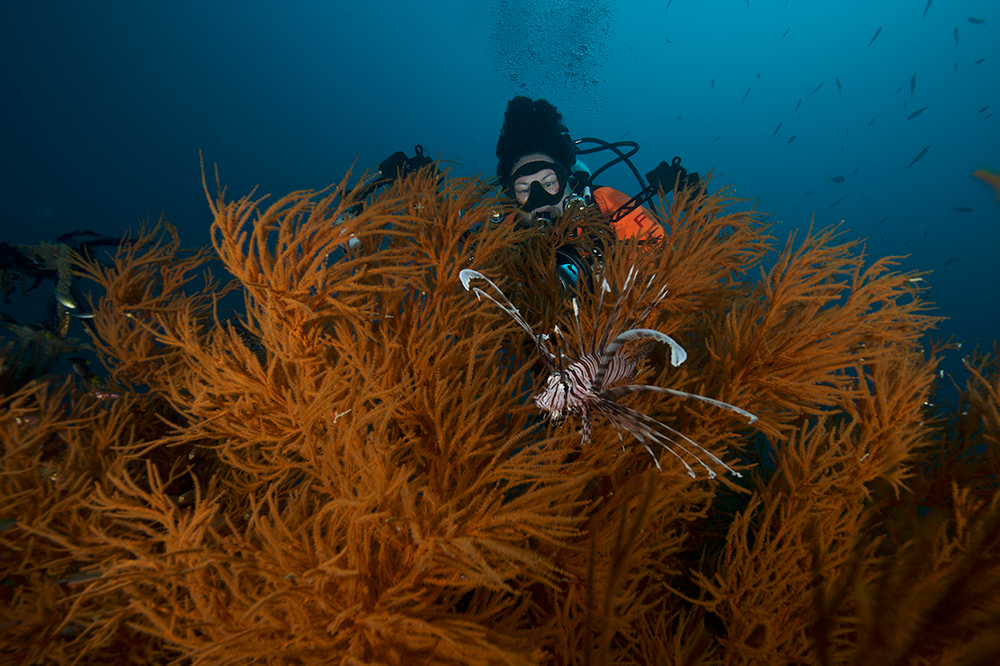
[459, 268, 756, 478]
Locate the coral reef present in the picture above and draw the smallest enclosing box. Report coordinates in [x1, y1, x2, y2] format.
[1, 164, 998, 664]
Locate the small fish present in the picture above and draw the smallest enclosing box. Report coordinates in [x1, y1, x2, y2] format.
[68, 357, 97, 382]
[905, 145, 930, 169]
[53, 291, 78, 309]
[743, 87, 752, 104]
[895, 84, 904, 95]
[804, 191, 815, 195]
[954, 62, 959, 70]
[968, 17, 986, 25]
[773, 122, 782, 137]
[809, 81, 824, 95]
[714, 136, 722, 140]
[757, 73, 761, 80]
[978, 106, 990, 113]
[987, 114, 993, 120]
[881, 236, 887, 242]
[923, 230, 928, 239]
[711, 78, 715, 89]
[827, 175, 845, 183]
[910, 72, 917, 97]
[880, 216, 889, 224]
[866, 117, 875, 130]
[781, 27, 790, 39]
[974, 58, 985, 66]
[853, 167, 859, 175]
[949, 205, 973, 213]
[830, 199, 842, 208]
[665, 36, 673, 44]
[923, 0, 933, 21]
[868, 26, 882, 47]
[903, 101, 908, 112]
[835, 77, 842, 93]
[973, 169, 1000, 201]
[942, 257, 957, 266]
[787, 135, 796, 144]
[795, 98, 802, 110]
[907, 104, 931, 120]
[676, 115, 681, 119]
[954, 27, 959, 46]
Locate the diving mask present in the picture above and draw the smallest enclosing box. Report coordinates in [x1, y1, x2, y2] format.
[507, 160, 569, 211]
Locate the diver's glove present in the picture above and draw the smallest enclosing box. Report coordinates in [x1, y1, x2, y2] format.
[646, 156, 701, 192]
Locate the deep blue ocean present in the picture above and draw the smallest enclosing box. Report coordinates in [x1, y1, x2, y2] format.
[2, 0, 997, 396]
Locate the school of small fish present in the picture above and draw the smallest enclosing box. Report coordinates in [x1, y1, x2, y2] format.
[691, 0, 992, 224]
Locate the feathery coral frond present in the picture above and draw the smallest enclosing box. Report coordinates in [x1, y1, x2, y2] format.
[2, 163, 996, 664]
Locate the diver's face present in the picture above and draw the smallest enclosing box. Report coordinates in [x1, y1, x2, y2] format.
[513, 168, 562, 205]
[510, 154, 569, 222]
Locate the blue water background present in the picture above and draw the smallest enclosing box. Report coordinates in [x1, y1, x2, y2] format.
[2, 0, 997, 390]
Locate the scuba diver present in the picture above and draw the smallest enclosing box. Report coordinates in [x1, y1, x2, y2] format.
[352, 96, 701, 289]
[494, 95, 701, 289]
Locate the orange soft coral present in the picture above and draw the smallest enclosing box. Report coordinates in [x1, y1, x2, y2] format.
[1, 163, 997, 664]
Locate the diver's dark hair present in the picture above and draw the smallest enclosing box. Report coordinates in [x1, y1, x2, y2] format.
[495, 96, 577, 182]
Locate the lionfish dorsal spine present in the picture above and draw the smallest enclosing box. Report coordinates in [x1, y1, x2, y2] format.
[590, 278, 612, 354]
[570, 298, 588, 359]
[459, 268, 556, 368]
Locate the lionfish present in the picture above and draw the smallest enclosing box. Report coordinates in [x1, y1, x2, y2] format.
[459, 268, 756, 478]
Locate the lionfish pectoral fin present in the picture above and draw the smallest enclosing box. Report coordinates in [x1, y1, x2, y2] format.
[598, 398, 737, 478]
[641, 443, 663, 471]
[602, 384, 757, 424]
[597, 399, 699, 477]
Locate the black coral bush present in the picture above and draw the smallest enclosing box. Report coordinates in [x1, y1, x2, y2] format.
[1, 165, 997, 665]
